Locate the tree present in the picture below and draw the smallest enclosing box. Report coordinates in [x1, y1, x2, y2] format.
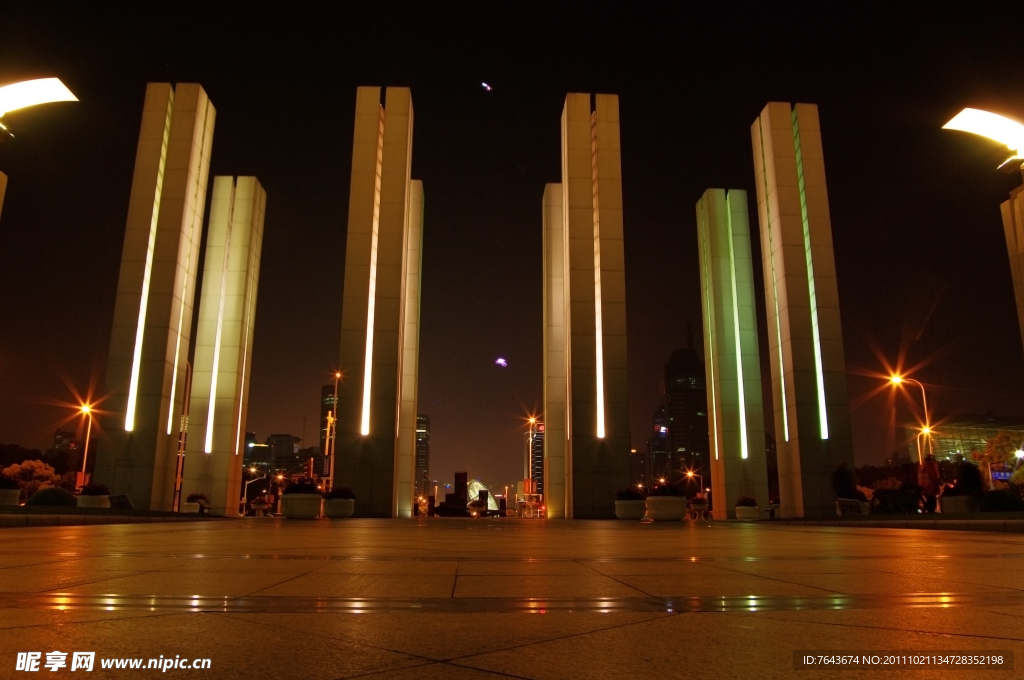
[972, 431, 1020, 491]
[1, 460, 61, 499]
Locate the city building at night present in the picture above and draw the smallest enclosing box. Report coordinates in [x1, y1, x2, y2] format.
[647, 406, 671, 482]
[94, 83, 216, 511]
[542, 93, 631, 519]
[182, 176, 266, 516]
[529, 423, 544, 497]
[751, 102, 855, 518]
[696, 187, 770, 517]
[415, 415, 430, 497]
[334, 86, 424, 518]
[908, 414, 1024, 462]
[629, 448, 649, 489]
[663, 347, 711, 484]
[319, 384, 336, 455]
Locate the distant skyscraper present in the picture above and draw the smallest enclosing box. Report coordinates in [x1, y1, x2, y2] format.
[415, 415, 430, 497]
[647, 406, 671, 481]
[530, 424, 544, 496]
[95, 83, 215, 511]
[265, 434, 302, 477]
[664, 347, 711, 483]
[629, 448, 649, 489]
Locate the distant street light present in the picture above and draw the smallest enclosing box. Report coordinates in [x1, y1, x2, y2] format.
[78, 404, 93, 489]
[889, 375, 932, 462]
[685, 469, 703, 494]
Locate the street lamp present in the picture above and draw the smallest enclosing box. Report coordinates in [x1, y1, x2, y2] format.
[889, 374, 932, 462]
[943, 108, 1024, 173]
[78, 404, 93, 489]
[0, 78, 78, 224]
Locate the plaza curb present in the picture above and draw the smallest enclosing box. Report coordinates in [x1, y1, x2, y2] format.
[769, 518, 1024, 533]
[0, 514, 225, 528]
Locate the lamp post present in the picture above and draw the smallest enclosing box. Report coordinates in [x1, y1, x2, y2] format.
[77, 404, 93, 489]
[326, 371, 341, 491]
[0, 78, 78, 224]
[889, 375, 932, 462]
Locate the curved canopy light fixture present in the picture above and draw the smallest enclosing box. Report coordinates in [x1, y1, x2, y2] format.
[0, 78, 78, 118]
[943, 108, 1024, 171]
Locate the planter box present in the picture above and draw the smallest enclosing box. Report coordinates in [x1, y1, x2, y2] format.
[646, 496, 685, 521]
[181, 502, 200, 514]
[77, 495, 110, 509]
[614, 499, 646, 520]
[940, 495, 977, 514]
[324, 498, 355, 518]
[734, 505, 759, 521]
[0, 488, 20, 506]
[687, 502, 709, 519]
[282, 494, 322, 519]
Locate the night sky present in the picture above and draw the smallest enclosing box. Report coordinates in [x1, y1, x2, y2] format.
[2, 3, 1024, 490]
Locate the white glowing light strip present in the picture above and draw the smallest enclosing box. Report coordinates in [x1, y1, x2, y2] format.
[725, 198, 749, 459]
[943, 108, 1024, 156]
[234, 212, 258, 457]
[0, 77, 77, 117]
[591, 115, 605, 439]
[360, 110, 386, 436]
[757, 117, 790, 442]
[699, 201, 720, 461]
[166, 103, 211, 434]
[125, 97, 173, 432]
[792, 108, 829, 440]
[205, 204, 233, 454]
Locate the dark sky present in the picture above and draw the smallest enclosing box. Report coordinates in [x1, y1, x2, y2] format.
[2, 3, 1024, 490]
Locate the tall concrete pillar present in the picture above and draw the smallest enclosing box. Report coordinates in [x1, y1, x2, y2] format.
[549, 93, 630, 519]
[394, 180, 424, 518]
[182, 176, 266, 517]
[95, 83, 215, 511]
[542, 183, 567, 518]
[696, 188, 769, 518]
[336, 86, 422, 517]
[1000, 185, 1024, 354]
[751, 102, 854, 518]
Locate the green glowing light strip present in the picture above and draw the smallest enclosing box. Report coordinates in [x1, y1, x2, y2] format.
[791, 107, 829, 440]
[698, 199, 720, 461]
[725, 195, 749, 459]
[757, 117, 790, 442]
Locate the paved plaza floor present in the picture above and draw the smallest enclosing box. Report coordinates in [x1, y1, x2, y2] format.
[1, 518, 1022, 678]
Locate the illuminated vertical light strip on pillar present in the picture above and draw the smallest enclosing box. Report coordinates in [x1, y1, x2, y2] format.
[166, 103, 211, 434]
[360, 107, 385, 436]
[234, 203, 258, 457]
[205, 184, 234, 453]
[757, 117, 790, 442]
[125, 95, 173, 432]
[698, 200, 720, 461]
[590, 111, 605, 439]
[725, 197, 749, 459]
[791, 107, 829, 439]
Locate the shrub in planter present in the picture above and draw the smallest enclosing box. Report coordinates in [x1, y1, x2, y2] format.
[324, 486, 356, 518]
[734, 495, 759, 520]
[181, 492, 208, 514]
[981, 490, 1024, 512]
[646, 483, 685, 520]
[282, 478, 323, 519]
[0, 475, 20, 506]
[77, 482, 111, 509]
[614, 487, 647, 520]
[79, 483, 110, 496]
[26, 487, 77, 507]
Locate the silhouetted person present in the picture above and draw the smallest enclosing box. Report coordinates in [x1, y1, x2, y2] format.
[918, 454, 941, 513]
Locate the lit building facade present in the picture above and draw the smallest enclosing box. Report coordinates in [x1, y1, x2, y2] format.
[663, 348, 712, 482]
[95, 83, 215, 511]
[751, 102, 854, 518]
[908, 414, 1024, 462]
[647, 406, 671, 482]
[415, 415, 430, 497]
[542, 93, 631, 519]
[182, 176, 265, 516]
[335, 87, 424, 517]
[319, 384, 336, 455]
[530, 424, 545, 497]
[696, 188, 769, 517]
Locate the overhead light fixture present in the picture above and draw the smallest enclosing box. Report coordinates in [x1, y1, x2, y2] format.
[943, 108, 1024, 170]
[0, 78, 77, 118]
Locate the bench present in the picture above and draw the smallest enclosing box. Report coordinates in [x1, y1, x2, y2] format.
[836, 498, 870, 516]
